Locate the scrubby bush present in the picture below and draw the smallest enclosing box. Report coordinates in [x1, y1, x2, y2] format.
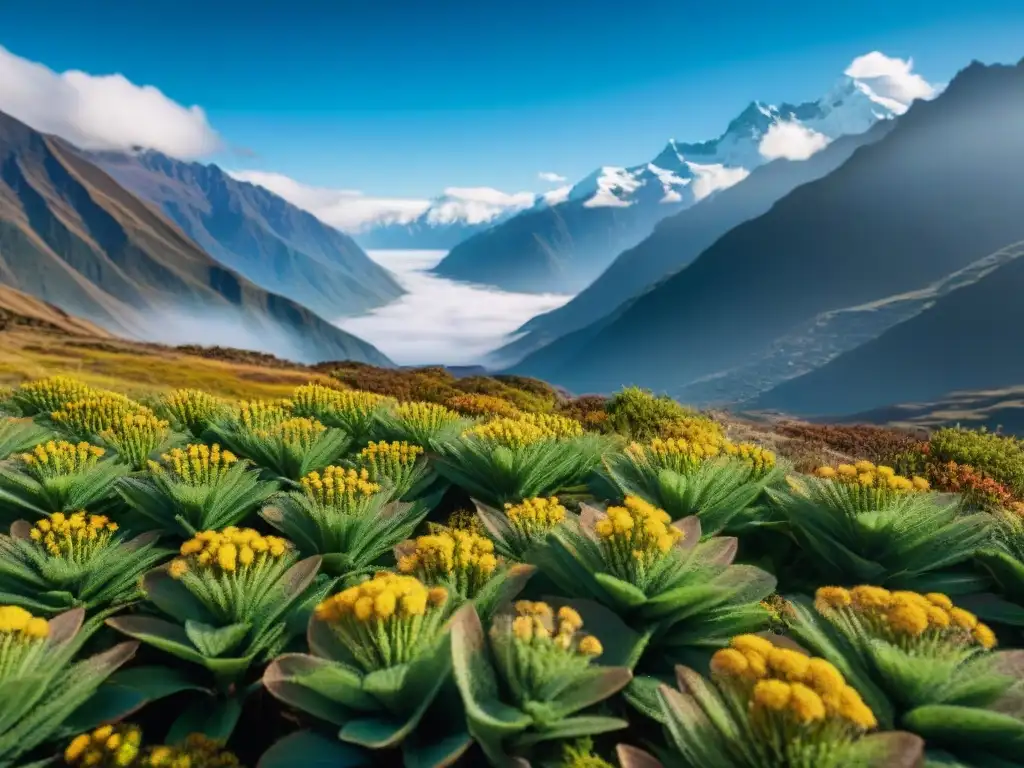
[925, 427, 1024, 497]
[774, 422, 922, 466]
[447, 393, 520, 419]
[603, 386, 696, 441]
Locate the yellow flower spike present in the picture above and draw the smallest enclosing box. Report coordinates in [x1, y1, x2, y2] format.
[578, 635, 603, 656]
[805, 658, 846, 696]
[925, 593, 954, 610]
[850, 586, 892, 610]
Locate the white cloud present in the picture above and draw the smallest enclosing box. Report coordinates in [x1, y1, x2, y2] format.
[0, 45, 220, 158]
[758, 121, 831, 161]
[845, 52, 938, 106]
[538, 171, 567, 183]
[688, 163, 750, 201]
[228, 169, 430, 230]
[337, 250, 572, 365]
[231, 171, 537, 231]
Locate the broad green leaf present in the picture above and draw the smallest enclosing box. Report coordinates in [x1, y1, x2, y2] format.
[904, 705, 1024, 756]
[593, 573, 649, 609]
[258, 731, 371, 768]
[184, 621, 251, 658]
[166, 695, 243, 744]
[511, 715, 628, 747]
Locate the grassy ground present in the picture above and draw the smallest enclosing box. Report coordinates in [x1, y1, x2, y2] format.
[0, 327, 321, 400]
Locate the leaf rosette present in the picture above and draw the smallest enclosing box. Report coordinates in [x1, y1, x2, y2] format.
[264, 572, 471, 765]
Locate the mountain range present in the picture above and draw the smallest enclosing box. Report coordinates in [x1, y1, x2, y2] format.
[0, 109, 391, 366]
[430, 69, 920, 295]
[88, 149, 404, 321]
[493, 121, 895, 365]
[505, 59, 1024, 413]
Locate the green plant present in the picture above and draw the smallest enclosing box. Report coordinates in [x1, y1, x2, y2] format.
[474, 496, 569, 561]
[8, 376, 96, 417]
[99, 413, 173, 471]
[117, 443, 278, 538]
[263, 572, 470, 765]
[925, 427, 1024, 497]
[209, 406, 351, 481]
[346, 440, 437, 501]
[602, 437, 782, 535]
[374, 401, 474, 449]
[433, 418, 611, 508]
[107, 527, 323, 740]
[787, 586, 1024, 764]
[0, 606, 138, 767]
[0, 440, 127, 522]
[451, 601, 631, 765]
[534, 497, 775, 670]
[290, 383, 394, 445]
[395, 527, 534, 620]
[155, 388, 231, 439]
[260, 466, 430, 576]
[768, 463, 990, 593]
[603, 388, 694, 441]
[0, 511, 166, 615]
[651, 633, 924, 767]
[0, 418, 51, 461]
[49, 395, 154, 442]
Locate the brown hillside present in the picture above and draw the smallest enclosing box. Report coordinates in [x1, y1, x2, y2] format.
[0, 109, 390, 366]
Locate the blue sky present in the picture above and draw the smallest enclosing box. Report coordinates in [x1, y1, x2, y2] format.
[2, 0, 1023, 202]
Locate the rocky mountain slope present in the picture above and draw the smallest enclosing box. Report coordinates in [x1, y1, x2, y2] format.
[495, 122, 893, 364]
[505, 59, 1024, 399]
[0, 109, 391, 366]
[432, 68, 921, 295]
[89, 149, 404, 321]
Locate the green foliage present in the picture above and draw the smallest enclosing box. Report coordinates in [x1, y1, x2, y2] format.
[117, 444, 277, 538]
[0, 513, 167, 615]
[603, 388, 695, 442]
[0, 607, 138, 767]
[0, 418, 50, 461]
[926, 427, 1024, 497]
[450, 603, 631, 765]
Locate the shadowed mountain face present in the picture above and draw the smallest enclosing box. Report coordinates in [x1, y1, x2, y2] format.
[497, 123, 893, 365]
[751, 237, 1024, 417]
[88, 149, 404, 321]
[507, 59, 1024, 398]
[0, 109, 392, 366]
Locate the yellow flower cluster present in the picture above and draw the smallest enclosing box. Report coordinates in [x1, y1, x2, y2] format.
[292, 383, 389, 417]
[629, 435, 775, 475]
[395, 401, 463, 429]
[356, 440, 424, 482]
[594, 496, 681, 570]
[19, 440, 105, 475]
[161, 389, 226, 432]
[723, 441, 777, 473]
[255, 416, 327, 448]
[0, 604, 49, 638]
[504, 496, 566, 538]
[815, 461, 930, 493]
[149, 444, 238, 486]
[29, 511, 119, 558]
[52, 396, 152, 436]
[710, 634, 877, 730]
[463, 417, 550, 447]
[300, 466, 381, 508]
[660, 415, 727, 443]
[815, 585, 996, 650]
[447, 393, 521, 418]
[142, 734, 241, 768]
[516, 412, 585, 439]
[64, 724, 143, 767]
[169, 527, 290, 578]
[441, 508, 487, 534]
[100, 413, 170, 444]
[397, 529, 499, 594]
[235, 399, 292, 432]
[316, 572, 448, 624]
[13, 375, 95, 413]
[508, 601, 603, 656]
